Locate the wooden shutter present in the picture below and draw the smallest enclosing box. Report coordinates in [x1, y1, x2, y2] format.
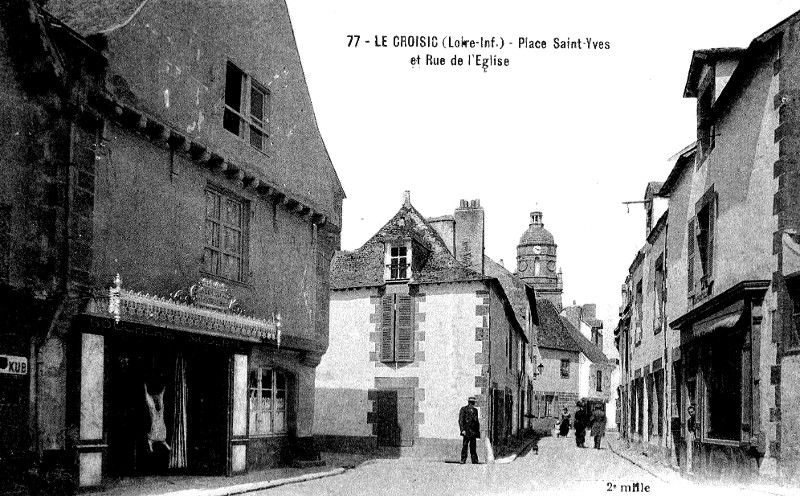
[380, 295, 395, 362]
[687, 220, 695, 294]
[395, 294, 415, 362]
[706, 200, 715, 278]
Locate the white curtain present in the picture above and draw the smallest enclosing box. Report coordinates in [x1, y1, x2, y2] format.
[169, 354, 188, 469]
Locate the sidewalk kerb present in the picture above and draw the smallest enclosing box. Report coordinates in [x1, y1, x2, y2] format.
[160, 467, 347, 496]
[605, 440, 670, 483]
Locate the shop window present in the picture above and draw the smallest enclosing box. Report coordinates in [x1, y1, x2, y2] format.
[703, 337, 742, 441]
[249, 368, 287, 436]
[560, 358, 570, 379]
[223, 61, 270, 152]
[380, 293, 414, 363]
[204, 187, 248, 282]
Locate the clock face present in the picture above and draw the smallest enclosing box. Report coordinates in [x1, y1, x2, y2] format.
[533, 245, 542, 255]
[518, 261, 528, 272]
[547, 261, 557, 272]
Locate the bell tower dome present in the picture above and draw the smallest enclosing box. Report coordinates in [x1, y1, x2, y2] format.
[516, 211, 563, 310]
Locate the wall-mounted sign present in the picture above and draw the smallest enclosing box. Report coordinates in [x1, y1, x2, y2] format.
[0, 355, 28, 375]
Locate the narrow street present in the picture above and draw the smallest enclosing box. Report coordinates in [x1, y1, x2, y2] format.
[257, 436, 690, 496]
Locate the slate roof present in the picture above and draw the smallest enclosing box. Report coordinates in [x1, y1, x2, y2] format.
[536, 299, 610, 364]
[559, 317, 610, 365]
[483, 255, 538, 341]
[330, 202, 487, 290]
[536, 299, 579, 352]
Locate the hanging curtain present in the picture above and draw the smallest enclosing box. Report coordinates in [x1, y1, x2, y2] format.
[169, 353, 188, 469]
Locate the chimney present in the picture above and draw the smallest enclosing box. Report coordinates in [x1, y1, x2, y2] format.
[454, 199, 484, 275]
[403, 190, 411, 207]
[581, 304, 597, 322]
[563, 304, 581, 330]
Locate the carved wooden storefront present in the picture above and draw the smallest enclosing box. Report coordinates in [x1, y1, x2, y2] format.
[76, 276, 280, 488]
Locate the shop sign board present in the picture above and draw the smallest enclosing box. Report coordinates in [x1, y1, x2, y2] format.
[0, 355, 28, 375]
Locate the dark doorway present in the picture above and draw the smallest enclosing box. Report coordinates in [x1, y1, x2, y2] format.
[375, 388, 414, 447]
[106, 335, 229, 477]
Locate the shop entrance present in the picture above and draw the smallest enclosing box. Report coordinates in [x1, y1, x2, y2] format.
[105, 334, 229, 477]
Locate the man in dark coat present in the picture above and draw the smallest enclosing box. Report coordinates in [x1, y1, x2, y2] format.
[573, 401, 588, 448]
[590, 405, 607, 449]
[458, 396, 481, 464]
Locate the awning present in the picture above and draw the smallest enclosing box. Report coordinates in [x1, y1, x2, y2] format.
[84, 275, 281, 345]
[691, 299, 744, 339]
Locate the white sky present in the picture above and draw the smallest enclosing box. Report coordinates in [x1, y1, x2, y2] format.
[286, 0, 798, 339]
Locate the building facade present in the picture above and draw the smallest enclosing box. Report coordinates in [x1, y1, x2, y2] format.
[316, 196, 535, 459]
[0, 0, 343, 491]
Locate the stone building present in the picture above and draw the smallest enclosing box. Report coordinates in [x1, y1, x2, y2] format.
[0, 0, 343, 491]
[516, 211, 563, 311]
[315, 195, 536, 459]
[617, 10, 800, 480]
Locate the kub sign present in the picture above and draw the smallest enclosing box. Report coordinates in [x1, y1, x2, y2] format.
[0, 355, 28, 375]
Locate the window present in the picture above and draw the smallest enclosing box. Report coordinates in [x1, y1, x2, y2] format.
[596, 370, 603, 392]
[698, 87, 716, 161]
[635, 280, 643, 344]
[204, 187, 248, 282]
[690, 189, 716, 297]
[249, 369, 287, 436]
[224, 61, 270, 152]
[654, 256, 665, 334]
[389, 246, 408, 280]
[703, 335, 742, 441]
[560, 358, 570, 379]
[380, 294, 414, 363]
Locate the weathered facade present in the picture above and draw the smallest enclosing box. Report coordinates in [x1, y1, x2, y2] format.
[0, 0, 343, 491]
[316, 196, 535, 459]
[616, 11, 800, 480]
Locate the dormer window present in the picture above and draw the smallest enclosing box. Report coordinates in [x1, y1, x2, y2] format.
[390, 246, 408, 279]
[385, 242, 412, 282]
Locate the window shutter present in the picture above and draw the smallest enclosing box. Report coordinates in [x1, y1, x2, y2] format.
[707, 201, 715, 278]
[395, 294, 415, 362]
[380, 295, 395, 362]
[687, 220, 695, 293]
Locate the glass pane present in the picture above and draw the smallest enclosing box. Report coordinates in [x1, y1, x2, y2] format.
[276, 372, 285, 390]
[224, 227, 240, 253]
[273, 411, 285, 433]
[397, 246, 407, 256]
[398, 267, 407, 279]
[276, 390, 285, 411]
[206, 191, 220, 219]
[226, 199, 241, 227]
[391, 247, 398, 257]
[263, 390, 272, 410]
[225, 63, 243, 111]
[206, 221, 219, 247]
[223, 254, 241, 280]
[223, 108, 241, 136]
[203, 248, 218, 274]
[250, 126, 264, 150]
[263, 370, 272, 389]
[250, 87, 264, 122]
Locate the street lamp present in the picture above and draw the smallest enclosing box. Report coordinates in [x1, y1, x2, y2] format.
[537, 363, 544, 376]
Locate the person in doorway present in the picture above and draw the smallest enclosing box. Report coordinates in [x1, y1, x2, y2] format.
[574, 401, 588, 448]
[458, 396, 481, 464]
[686, 404, 697, 474]
[558, 407, 571, 437]
[144, 380, 171, 453]
[590, 405, 607, 449]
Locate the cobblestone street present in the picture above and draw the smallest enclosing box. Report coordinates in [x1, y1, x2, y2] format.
[256, 435, 686, 496]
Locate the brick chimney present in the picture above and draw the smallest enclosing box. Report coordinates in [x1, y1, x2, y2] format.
[454, 199, 484, 275]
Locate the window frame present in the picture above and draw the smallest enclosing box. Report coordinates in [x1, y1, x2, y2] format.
[248, 368, 288, 437]
[203, 186, 249, 283]
[223, 61, 271, 153]
[560, 358, 570, 379]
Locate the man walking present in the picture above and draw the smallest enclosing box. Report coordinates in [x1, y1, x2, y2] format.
[590, 405, 607, 449]
[459, 396, 481, 464]
[574, 401, 588, 448]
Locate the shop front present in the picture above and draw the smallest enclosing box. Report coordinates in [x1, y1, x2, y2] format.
[671, 280, 769, 480]
[74, 276, 281, 490]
